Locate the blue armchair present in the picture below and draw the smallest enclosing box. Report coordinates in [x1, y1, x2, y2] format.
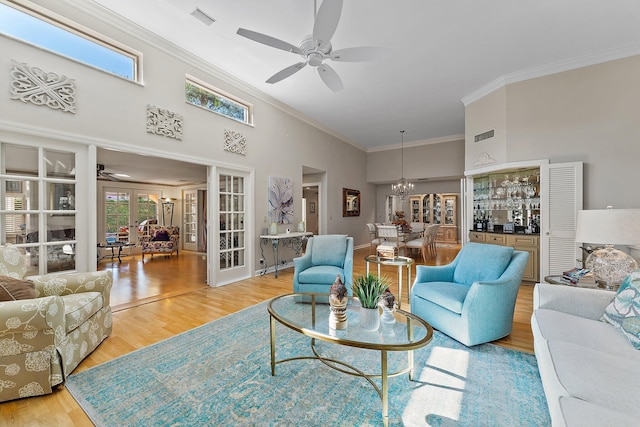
[293, 235, 354, 298]
[410, 242, 529, 346]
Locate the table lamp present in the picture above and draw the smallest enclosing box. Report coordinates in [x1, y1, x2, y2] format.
[575, 207, 640, 289]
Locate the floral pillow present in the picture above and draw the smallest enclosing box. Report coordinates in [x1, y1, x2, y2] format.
[601, 271, 640, 349]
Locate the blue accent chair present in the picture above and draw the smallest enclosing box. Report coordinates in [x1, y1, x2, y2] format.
[293, 235, 354, 298]
[410, 242, 529, 346]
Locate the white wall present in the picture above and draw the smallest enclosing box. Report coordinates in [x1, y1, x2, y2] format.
[465, 55, 640, 210]
[0, 0, 372, 270]
[367, 139, 465, 184]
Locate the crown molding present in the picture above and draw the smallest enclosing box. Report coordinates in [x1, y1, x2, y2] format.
[26, 0, 366, 152]
[462, 42, 640, 106]
[367, 134, 464, 153]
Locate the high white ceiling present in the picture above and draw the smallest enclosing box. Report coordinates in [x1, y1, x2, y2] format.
[91, 0, 640, 150]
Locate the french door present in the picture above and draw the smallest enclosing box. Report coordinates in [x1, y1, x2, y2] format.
[183, 189, 198, 251]
[214, 168, 252, 286]
[103, 187, 160, 244]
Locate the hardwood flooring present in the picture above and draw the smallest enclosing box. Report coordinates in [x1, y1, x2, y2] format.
[0, 245, 534, 426]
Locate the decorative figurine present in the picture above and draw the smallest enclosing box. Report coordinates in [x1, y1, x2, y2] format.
[329, 275, 348, 330]
[379, 288, 396, 325]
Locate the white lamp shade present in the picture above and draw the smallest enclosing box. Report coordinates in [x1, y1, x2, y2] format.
[575, 209, 640, 245]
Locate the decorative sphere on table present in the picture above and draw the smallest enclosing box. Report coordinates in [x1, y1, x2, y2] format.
[329, 275, 348, 330]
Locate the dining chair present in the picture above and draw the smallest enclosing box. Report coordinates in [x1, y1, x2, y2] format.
[376, 225, 406, 256]
[425, 224, 440, 259]
[409, 222, 425, 238]
[406, 224, 438, 262]
[366, 223, 383, 254]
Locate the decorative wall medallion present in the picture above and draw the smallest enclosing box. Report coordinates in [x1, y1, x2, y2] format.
[473, 152, 497, 167]
[223, 129, 247, 155]
[10, 60, 76, 113]
[146, 105, 183, 140]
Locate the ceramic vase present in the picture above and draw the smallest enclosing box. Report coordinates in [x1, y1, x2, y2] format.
[359, 307, 380, 332]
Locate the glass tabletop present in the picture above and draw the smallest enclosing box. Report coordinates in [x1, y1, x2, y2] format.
[268, 293, 432, 351]
[364, 255, 415, 267]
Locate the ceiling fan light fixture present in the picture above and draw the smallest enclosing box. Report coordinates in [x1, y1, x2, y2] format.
[391, 130, 414, 200]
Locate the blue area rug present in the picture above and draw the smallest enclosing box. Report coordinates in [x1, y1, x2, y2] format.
[66, 301, 550, 426]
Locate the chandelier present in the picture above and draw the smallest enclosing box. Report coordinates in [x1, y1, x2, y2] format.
[391, 130, 414, 200]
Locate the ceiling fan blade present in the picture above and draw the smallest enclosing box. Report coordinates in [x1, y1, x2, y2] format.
[330, 47, 389, 62]
[237, 28, 302, 55]
[312, 0, 343, 49]
[266, 62, 307, 84]
[316, 63, 343, 92]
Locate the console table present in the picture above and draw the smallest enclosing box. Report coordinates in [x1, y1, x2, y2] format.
[259, 232, 313, 278]
[97, 241, 135, 263]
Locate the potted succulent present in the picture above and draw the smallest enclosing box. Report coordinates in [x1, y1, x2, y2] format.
[352, 273, 390, 331]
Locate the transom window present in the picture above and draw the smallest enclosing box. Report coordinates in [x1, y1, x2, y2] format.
[0, 1, 139, 81]
[185, 75, 253, 125]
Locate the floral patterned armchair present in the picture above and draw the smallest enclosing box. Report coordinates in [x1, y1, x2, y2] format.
[0, 244, 112, 402]
[138, 225, 180, 259]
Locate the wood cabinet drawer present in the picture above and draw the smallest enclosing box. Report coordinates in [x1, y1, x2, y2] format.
[485, 234, 506, 245]
[469, 231, 485, 242]
[506, 235, 539, 247]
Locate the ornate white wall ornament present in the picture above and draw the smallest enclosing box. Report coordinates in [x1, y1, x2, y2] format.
[473, 152, 497, 167]
[224, 129, 247, 155]
[10, 60, 76, 113]
[146, 105, 183, 140]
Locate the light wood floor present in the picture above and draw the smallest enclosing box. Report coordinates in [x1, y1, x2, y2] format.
[0, 245, 534, 426]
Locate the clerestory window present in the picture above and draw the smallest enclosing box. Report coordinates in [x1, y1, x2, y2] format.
[185, 75, 253, 125]
[0, 1, 139, 81]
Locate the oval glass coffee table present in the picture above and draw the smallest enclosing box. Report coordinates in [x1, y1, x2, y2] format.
[268, 293, 433, 426]
[364, 255, 415, 308]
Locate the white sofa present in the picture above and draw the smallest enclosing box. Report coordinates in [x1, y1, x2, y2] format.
[531, 283, 639, 426]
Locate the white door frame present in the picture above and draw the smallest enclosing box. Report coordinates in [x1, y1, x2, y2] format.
[304, 181, 322, 235]
[208, 165, 254, 287]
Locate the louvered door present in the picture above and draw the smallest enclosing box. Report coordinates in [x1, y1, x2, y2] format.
[541, 162, 583, 277]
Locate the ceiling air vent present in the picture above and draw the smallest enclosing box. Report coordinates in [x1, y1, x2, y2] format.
[190, 7, 215, 26]
[474, 129, 495, 143]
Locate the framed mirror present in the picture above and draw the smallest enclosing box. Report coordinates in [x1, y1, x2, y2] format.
[342, 188, 360, 217]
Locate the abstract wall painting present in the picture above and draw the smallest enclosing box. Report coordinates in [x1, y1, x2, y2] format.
[268, 176, 294, 224]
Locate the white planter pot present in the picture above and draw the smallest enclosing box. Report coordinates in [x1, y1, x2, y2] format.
[359, 307, 380, 332]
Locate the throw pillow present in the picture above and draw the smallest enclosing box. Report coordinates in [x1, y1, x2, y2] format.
[0, 276, 36, 302]
[153, 230, 170, 242]
[601, 275, 640, 349]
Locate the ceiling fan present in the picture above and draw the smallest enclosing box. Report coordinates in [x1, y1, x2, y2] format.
[97, 164, 121, 181]
[236, 0, 384, 92]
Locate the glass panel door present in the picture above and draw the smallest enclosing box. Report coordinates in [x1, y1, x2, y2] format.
[219, 174, 245, 270]
[105, 190, 130, 243]
[183, 189, 197, 251]
[1, 144, 77, 274]
[136, 192, 159, 242]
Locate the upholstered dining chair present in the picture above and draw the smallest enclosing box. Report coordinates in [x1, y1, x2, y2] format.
[366, 223, 383, 254]
[410, 242, 528, 346]
[409, 222, 425, 239]
[406, 224, 439, 262]
[425, 224, 440, 258]
[293, 234, 354, 298]
[376, 225, 407, 256]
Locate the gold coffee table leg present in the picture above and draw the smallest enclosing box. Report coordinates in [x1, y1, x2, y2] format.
[381, 349, 388, 427]
[270, 315, 276, 376]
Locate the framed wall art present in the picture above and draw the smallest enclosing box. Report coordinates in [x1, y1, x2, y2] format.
[342, 188, 360, 217]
